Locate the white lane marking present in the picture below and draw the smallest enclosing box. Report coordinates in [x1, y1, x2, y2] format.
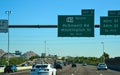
[7, 70, 29, 75]
[71, 73, 74, 75]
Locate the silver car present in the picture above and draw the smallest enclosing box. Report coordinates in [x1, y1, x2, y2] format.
[97, 63, 108, 70]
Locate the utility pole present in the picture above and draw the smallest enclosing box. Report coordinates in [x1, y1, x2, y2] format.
[45, 40, 46, 57]
[101, 42, 105, 63]
[5, 10, 11, 65]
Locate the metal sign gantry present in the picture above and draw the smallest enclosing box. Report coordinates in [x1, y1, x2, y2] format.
[8, 25, 100, 28]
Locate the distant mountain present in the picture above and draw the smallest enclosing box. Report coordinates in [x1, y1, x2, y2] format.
[0, 49, 6, 58]
[0, 49, 15, 58]
[2, 53, 15, 58]
[0, 49, 39, 59]
[22, 51, 39, 59]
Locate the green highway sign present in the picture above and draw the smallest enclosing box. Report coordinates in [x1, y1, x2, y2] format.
[100, 16, 120, 35]
[58, 15, 94, 37]
[0, 20, 8, 33]
[81, 9, 94, 16]
[108, 10, 120, 16]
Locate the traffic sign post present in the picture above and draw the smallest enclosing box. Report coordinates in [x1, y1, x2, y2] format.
[0, 20, 8, 33]
[58, 15, 94, 37]
[100, 16, 120, 35]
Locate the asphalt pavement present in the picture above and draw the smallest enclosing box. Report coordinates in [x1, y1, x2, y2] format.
[0, 64, 120, 75]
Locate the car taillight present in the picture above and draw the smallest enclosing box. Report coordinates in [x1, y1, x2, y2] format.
[44, 69, 49, 71]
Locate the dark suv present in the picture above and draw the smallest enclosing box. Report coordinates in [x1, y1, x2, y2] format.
[4, 65, 17, 73]
[55, 63, 62, 69]
[72, 63, 77, 67]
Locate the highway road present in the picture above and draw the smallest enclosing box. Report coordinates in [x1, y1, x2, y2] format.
[0, 64, 120, 75]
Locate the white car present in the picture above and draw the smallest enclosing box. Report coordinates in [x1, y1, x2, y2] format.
[30, 64, 57, 75]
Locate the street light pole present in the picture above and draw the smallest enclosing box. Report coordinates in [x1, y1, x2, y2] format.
[5, 11, 11, 65]
[45, 40, 46, 57]
[101, 42, 105, 63]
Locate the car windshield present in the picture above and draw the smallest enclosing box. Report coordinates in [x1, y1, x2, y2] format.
[99, 64, 106, 67]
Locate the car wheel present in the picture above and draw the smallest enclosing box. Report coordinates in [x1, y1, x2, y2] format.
[12, 70, 15, 73]
[4, 70, 6, 73]
[52, 72, 54, 75]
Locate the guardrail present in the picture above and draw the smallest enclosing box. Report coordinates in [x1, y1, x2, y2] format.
[0, 66, 32, 73]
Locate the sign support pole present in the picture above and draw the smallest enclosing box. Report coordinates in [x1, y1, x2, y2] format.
[5, 11, 11, 65]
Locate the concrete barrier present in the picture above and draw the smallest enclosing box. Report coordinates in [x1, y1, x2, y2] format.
[0, 66, 32, 73]
[0, 68, 4, 73]
[108, 65, 120, 71]
[17, 66, 32, 70]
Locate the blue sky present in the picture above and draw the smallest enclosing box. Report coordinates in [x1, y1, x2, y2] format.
[0, 0, 120, 57]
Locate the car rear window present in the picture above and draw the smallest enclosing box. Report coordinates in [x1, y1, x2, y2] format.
[0, 66, 4, 67]
[36, 65, 48, 68]
[99, 64, 106, 66]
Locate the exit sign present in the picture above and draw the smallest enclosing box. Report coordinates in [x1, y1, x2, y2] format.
[108, 10, 120, 16]
[0, 20, 8, 33]
[82, 9, 94, 16]
[100, 16, 120, 35]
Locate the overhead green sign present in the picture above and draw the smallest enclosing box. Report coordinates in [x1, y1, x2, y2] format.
[108, 10, 120, 16]
[0, 20, 8, 33]
[100, 16, 120, 35]
[58, 15, 94, 37]
[82, 9, 94, 16]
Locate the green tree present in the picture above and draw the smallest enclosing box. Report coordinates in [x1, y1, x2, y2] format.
[100, 52, 109, 59]
[104, 52, 109, 59]
[9, 57, 25, 65]
[29, 55, 40, 61]
[0, 58, 8, 65]
[100, 52, 109, 63]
